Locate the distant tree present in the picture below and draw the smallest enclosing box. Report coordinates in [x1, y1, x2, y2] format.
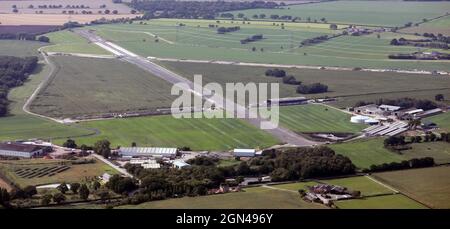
[390, 38, 399, 45]
[252, 47, 256, 51]
[329, 24, 337, 30]
[104, 9, 110, 14]
[112, 10, 118, 14]
[0, 188, 10, 206]
[131, 10, 137, 14]
[79, 184, 90, 200]
[94, 140, 111, 158]
[92, 181, 101, 191]
[70, 183, 80, 194]
[57, 183, 69, 194]
[63, 139, 77, 149]
[435, 94, 444, 101]
[52, 193, 66, 204]
[237, 13, 245, 18]
[38, 36, 50, 42]
[40, 194, 52, 205]
[131, 142, 137, 147]
[23, 186, 37, 198]
[259, 14, 266, 19]
[12, 9, 19, 13]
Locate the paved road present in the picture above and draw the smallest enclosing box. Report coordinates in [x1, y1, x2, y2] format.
[91, 153, 134, 178]
[75, 29, 317, 146]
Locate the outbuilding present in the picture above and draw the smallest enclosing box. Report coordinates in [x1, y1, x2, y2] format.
[233, 149, 256, 157]
[0, 142, 44, 158]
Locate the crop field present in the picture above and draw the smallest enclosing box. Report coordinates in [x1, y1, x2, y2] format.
[401, 15, 450, 36]
[0, 158, 118, 187]
[117, 186, 326, 209]
[401, 142, 450, 165]
[0, 40, 45, 57]
[0, 0, 134, 14]
[61, 114, 280, 151]
[334, 194, 427, 209]
[259, 104, 366, 134]
[0, 13, 138, 26]
[89, 19, 450, 71]
[160, 61, 450, 107]
[330, 138, 405, 169]
[425, 112, 450, 132]
[41, 31, 110, 55]
[373, 166, 450, 209]
[226, 1, 450, 27]
[30, 56, 177, 119]
[271, 176, 395, 196]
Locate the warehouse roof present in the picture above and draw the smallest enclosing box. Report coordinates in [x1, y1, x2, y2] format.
[119, 147, 177, 155]
[0, 142, 42, 153]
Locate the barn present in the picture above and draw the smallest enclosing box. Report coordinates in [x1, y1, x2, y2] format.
[0, 142, 44, 158]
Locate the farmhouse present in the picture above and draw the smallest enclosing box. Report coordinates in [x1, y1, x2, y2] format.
[233, 149, 256, 157]
[118, 147, 178, 158]
[0, 142, 44, 158]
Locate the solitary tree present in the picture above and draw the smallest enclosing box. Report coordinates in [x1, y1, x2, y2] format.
[94, 139, 111, 158]
[435, 94, 444, 101]
[79, 184, 90, 200]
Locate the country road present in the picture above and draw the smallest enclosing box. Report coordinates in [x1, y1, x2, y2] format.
[75, 29, 317, 146]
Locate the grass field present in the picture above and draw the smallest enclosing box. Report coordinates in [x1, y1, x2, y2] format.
[0, 158, 118, 188]
[160, 61, 450, 107]
[117, 186, 325, 209]
[30, 56, 177, 119]
[373, 166, 450, 208]
[401, 15, 450, 36]
[0, 14, 138, 26]
[330, 138, 405, 169]
[271, 176, 394, 196]
[61, 114, 280, 151]
[88, 20, 450, 71]
[425, 112, 450, 132]
[260, 104, 366, 133]
[0, 42, 95, 142]
[334, 194, 427, 209]
[226, 1, 450, 27]
[402, 142, 450, 165]
[41, 31, 110, 55]
[0, 40, 45, 57]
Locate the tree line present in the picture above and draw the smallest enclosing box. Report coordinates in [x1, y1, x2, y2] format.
[0, 56, 38, 116]
[131, 0, 278, 20]
[264, 68, 329, 94]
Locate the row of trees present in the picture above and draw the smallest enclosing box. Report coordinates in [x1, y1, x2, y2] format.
[0, 33, 50, 43]
[374, 97, 438, 111]
[133, 0, 278, 20]
[296, 83, 329, 94]
[364, 157, 435, 173]
[265, 68, 301, 85]
[217, 26, 240, 34]
[0, 56, 38, 116]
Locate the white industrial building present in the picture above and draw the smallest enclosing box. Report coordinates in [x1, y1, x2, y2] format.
[172, 160, 190, 169]
[350, 115, 379, 125]
[118, 147, 178, 158]
[0, 142, 44, 158]
[233, 149, 256, 157]
[129, 159, 161, 169]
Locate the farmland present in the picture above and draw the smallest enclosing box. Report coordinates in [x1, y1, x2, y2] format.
[334, 194, 427, 209]
[117, 186, 325, 209]
[160, 61, 450, 107]
[259, 104, 367, 134]
[0, 40, 45, 57]
[225, 1, 450, 27]
[330, 138, 405, 169]
[30, 55, 177, 119]
[41, 31, 111, 55]
[59, 114, 280, 151]
[401, 142, 450, 165]
[373, 166, 450, 209]
[86, 19, 450, 71]
[0, 158, 118, 188]
[0, 14, 138, 26]
[425, 112, 450, 131]
[401, 15, 450, 36]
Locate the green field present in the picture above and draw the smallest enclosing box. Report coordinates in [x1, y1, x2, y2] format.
[86, 20, 450, 71]
[373, 166, 450, 209]
[401, 15, 450, 36]
[425, 112, 450, 132]
[260, 104, 366, 134]
[40, 30, 110, 55]
[0, 41, 95, 142]
[402, 142, 450, 164]
[330, 138, 405, 169]
[117, 186, 325, 209]
[334, 194, 427, 209]
[272, 176, 394, 197]
[30, 56, 177, 119]
[0, 40, 45, 57]
[61, 114, 280, 150]
[226, 1, 450, 27]
[0, 158, 118, 188]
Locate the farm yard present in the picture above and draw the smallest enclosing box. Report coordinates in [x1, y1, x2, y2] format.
[60, 114, 280, 151]
[225, 1, 450, 27]
[85, 19, 450, 71]
[0, 158, 118, 188]
[373, 166, 450, 209]
[260, 104, 366, 134]
[30, 55, 177, 119]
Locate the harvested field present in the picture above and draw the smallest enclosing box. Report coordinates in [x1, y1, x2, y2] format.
[0, 13, 138, 25]
[0, 25, 58, 34]
[334, 194, 427, 209]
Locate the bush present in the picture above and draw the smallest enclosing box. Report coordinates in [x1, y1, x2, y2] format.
[297, 83, 328, 94]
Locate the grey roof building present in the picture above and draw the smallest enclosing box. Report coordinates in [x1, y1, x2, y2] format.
[118, 147, 178, 158]
[0, 142, 44, 158]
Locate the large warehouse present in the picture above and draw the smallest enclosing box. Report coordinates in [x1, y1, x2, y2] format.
[0, 142, 44, 158]
[118, 147, 178, 158]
